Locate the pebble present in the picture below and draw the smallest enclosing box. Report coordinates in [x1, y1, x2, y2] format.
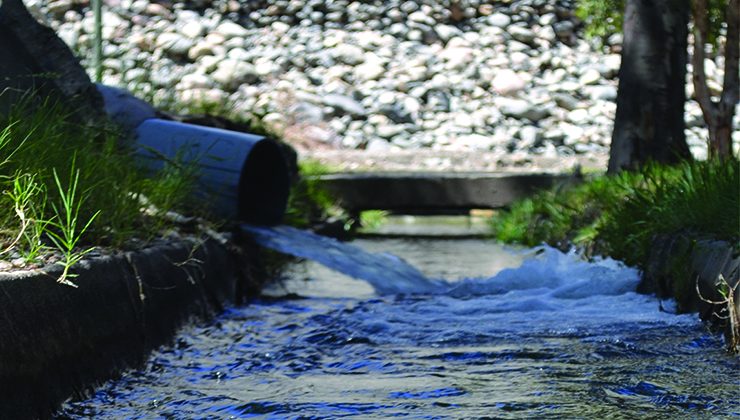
[34, 0, 717, 158]
[508, 25, 536, 44]
[487, 12, 511, 28]
[491, 69, 527, 96]
[323, 94, 368, 117]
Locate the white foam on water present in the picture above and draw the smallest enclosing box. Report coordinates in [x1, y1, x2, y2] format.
[245, 225, 641, 301]
[243, 225, 699, 334]
[448, 246, 641, 299]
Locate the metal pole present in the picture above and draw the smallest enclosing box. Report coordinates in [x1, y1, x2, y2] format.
[93, 0, 102, 82]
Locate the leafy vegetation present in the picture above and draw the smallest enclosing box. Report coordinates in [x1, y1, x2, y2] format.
[359, 210, 389, 231]
[491, 160, 739, 267]
[601, 160, 738, 266]
[575, 0, 625, 42]
[45, 167, 100, 286]
[284, 160, 345, 229]
[576, 0, 727, 46]
[0, 95, 198, 283]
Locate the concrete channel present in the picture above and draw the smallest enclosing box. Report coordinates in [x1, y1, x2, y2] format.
[0, 237, 266, 419]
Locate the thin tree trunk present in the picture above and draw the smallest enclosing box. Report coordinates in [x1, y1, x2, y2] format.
[608, 0, 692, 173]
[692, 0, 739, 160]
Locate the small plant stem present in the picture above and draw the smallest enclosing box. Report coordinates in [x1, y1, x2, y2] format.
[696, 274, 740, 353]
[47, 168, 100, 286]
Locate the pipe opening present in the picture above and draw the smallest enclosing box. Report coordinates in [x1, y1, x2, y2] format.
[238, 139, 290, 225]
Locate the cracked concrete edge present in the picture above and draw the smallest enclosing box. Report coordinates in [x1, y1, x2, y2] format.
[0, 236, 264, 419]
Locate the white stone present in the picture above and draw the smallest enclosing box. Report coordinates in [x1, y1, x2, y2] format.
[333, 43, 365, 65]
[561, 123, 586, 145]
[156, 32, 193, 56]
[377, 91, 397, 105]
[204, 33, 227, 47]
[227, 47, 251, 61]
[271, 21, 291, 34]
[408, 11, 434, 25]
[366, 138, 392, 152]
[177, 73, 212, 90]
[458, 134, 495, 150]
[585, 85, 617, 101]
[488, 12, 511, 28]
[509, 52, 531, 68]
[439, 46, 474, 71]
[507, 40, 530, 52]
[262, 112, 287, 132]
[704, 58, 718, 79]
[211, 59, 259, 88]
[435, 24, 462, 42]
[491, 69, 527, 96]
[405, 66, 428, 82]
[180, 20, 204, 39]
[179, 88, 228, 105]
[354, 61, 385, 81]
[518, 126, 541, 146]
[604, 54, 621, 74]
[447, 37, 472, 49]
[144, 2, 170, 17]
[47, 0, 74, 16]
[568, 108, 590, 124]
[215, 21, 248, 39]
[376, 124, 405, 139]
[539, 13, 557, 26]
[453, 113, 475, 128]
[537, 25, 557, 42]
[57, 26, 79, 48]
[403, 97, 421, 116]
[197, 55, 221, 73]
[303, 125, 337, 144]
[579, 68, 602, 85]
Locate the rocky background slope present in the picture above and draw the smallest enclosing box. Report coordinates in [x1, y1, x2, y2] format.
[24, 0, 737, 171]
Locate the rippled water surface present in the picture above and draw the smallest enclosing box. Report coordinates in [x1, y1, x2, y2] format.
[60, 233, 739, 418]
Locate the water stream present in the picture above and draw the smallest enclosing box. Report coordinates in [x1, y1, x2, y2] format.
[59, 226, 740, 418]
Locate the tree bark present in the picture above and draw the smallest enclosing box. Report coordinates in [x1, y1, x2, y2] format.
[0, 0, 104, 121]
[608, 0, 692, 173]
[692, 0, 739, 160]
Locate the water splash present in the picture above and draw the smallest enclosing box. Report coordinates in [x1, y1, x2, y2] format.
[60, 235, 740, 418]
[447, 246, 641, 299]
[242, 225, 448, 294]
[243, 225, 639, 300]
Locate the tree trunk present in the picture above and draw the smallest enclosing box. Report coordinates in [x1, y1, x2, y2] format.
[692, 0, 739, 160]
[0, 0, 104, 121]
[608, 0, 692, 173]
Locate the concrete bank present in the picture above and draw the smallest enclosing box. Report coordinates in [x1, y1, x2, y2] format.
[640, 235, 739, 351]
[0, 235, 265, 419]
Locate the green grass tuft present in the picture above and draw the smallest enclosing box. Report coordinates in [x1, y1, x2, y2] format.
[0, 93, 199, 278]
[601, 160, 739, 266]
[491, 159, 740, 267]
